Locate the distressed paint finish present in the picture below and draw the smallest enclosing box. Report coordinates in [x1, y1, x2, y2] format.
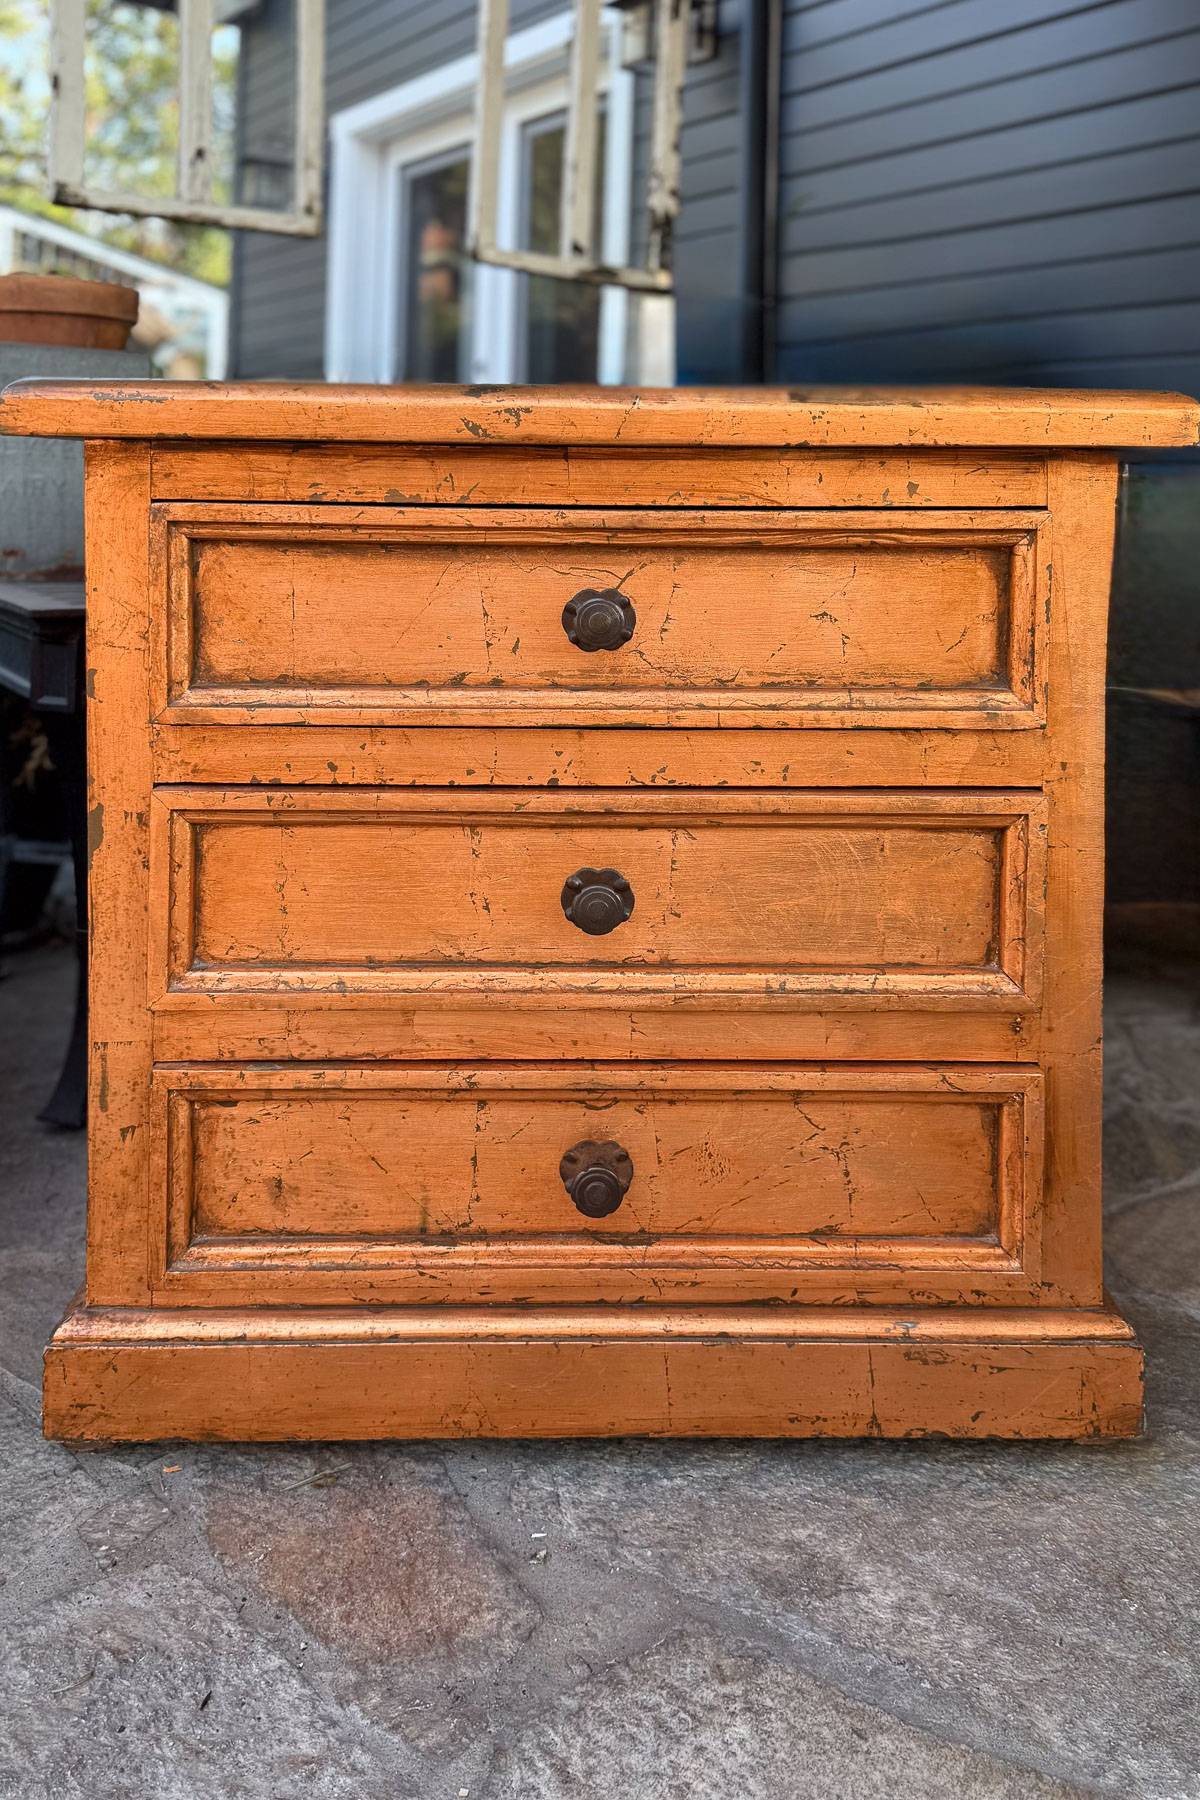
[154, 787, 1043, 1006]
[43, 1304, 1144, 1441]
[145, 1063, 1044, 1309]
[156, 504, 1045, 730]
[149, 722, 1050, 789]
[1035, 455, 1119, 1306]
[82, 441, 156, 1306]
[183, 1078, 1009, 1242]
[147, 1000, 1043, 1069]
[1, 381, 1191, 1440]
[148, 444, 1051, 511]
[3, 380, 1197, 446]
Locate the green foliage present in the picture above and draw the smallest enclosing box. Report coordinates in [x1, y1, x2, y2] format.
[0, 1, 48, 206]
[0, 0, 232, 288]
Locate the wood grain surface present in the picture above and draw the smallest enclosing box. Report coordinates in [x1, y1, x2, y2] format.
[150, 721, 1048, 790]
[151, 786, 1044, 1008]
[149, 443, 1051, 509]
[83, 443, 156, 1306]
[176, 1067, 1016, 1244]
[43, 1298, 1143, 1441]
[154, 504, 1045, 730]
[3, 379, 1196, 446]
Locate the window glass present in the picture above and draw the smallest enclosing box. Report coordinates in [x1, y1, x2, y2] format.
[518, 111, 607, 382]
[400, 150, 471, 381]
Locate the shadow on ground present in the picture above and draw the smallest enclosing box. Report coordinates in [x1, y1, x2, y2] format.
[1, 941, 1197, 1799]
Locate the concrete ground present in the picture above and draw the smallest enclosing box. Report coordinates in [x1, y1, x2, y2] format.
[1, 939, 1198, 1800]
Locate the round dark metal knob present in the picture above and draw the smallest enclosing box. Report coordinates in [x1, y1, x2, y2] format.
[560, 1140, 634, 1218]
[560, 868, 635, 936]
[561, 587, 636, 653]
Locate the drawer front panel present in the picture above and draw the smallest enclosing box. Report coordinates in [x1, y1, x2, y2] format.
[153, 505, 1047, 730]
[154, 788, 1044, 1007]
[154, 1063, 1045, 1306]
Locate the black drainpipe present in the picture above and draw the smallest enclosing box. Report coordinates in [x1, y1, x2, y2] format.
[736, 0, 783, 383]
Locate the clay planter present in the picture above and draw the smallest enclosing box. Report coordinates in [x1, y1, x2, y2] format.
[0, 272, 138, 350]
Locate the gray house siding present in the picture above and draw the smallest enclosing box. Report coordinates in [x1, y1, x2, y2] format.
[774, 0, 1200, 394]
[671, 22, 746, 384]
[1107, 463, 1200, 909]
[769, 0, 1200, 908]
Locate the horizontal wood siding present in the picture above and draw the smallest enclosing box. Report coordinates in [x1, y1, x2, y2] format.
[1106, 462, 1200, 905]
[775, 0, 1200, 394]
[673, 11, 746, 383]
[777, 2, 1200, 904]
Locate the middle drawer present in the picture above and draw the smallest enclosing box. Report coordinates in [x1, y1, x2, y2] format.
[151, 787, 1044, 1010]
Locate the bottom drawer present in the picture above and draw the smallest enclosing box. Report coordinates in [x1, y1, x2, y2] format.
[152, 1063, 1045, 1308]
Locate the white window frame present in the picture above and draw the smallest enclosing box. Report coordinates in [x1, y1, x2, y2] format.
[324, 10, 637, 385]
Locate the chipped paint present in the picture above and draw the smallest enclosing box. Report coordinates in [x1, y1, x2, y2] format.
[86, 799, 104, 865]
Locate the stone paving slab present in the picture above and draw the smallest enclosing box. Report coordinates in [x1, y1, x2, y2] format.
[485, 1627, 1090, 1800]
[1, 941, 1198, 1800]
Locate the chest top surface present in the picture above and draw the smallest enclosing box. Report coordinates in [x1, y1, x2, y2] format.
[0, 379, 1197, 450]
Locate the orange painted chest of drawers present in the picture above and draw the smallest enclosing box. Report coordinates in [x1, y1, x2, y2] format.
[4, 378, 1196, 1441]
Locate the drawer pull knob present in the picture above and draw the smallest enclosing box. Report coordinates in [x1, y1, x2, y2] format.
[562, 587, 636, 652]
[560, 867, 635, 936]
[560, 1140, 634, 1218]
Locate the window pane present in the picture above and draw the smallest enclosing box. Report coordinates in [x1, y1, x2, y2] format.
[401, 153, 471, 382]
[519, 114, 606, 383]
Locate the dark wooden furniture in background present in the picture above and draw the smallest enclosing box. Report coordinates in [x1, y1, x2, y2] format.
[0, 578, 87, 1127]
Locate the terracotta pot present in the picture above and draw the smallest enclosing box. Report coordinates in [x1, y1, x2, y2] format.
[0, 272, 138, 350]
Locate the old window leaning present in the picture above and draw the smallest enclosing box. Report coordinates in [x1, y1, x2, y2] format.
[48, 0, 325, 237]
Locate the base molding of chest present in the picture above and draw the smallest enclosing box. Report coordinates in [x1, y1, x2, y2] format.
[44, 1298, 1142, 1442]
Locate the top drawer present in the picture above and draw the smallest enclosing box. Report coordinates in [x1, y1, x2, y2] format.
[151, 504, 1048, 732]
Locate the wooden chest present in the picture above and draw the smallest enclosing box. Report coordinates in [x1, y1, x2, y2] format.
[4, 380, 1196, 1441]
